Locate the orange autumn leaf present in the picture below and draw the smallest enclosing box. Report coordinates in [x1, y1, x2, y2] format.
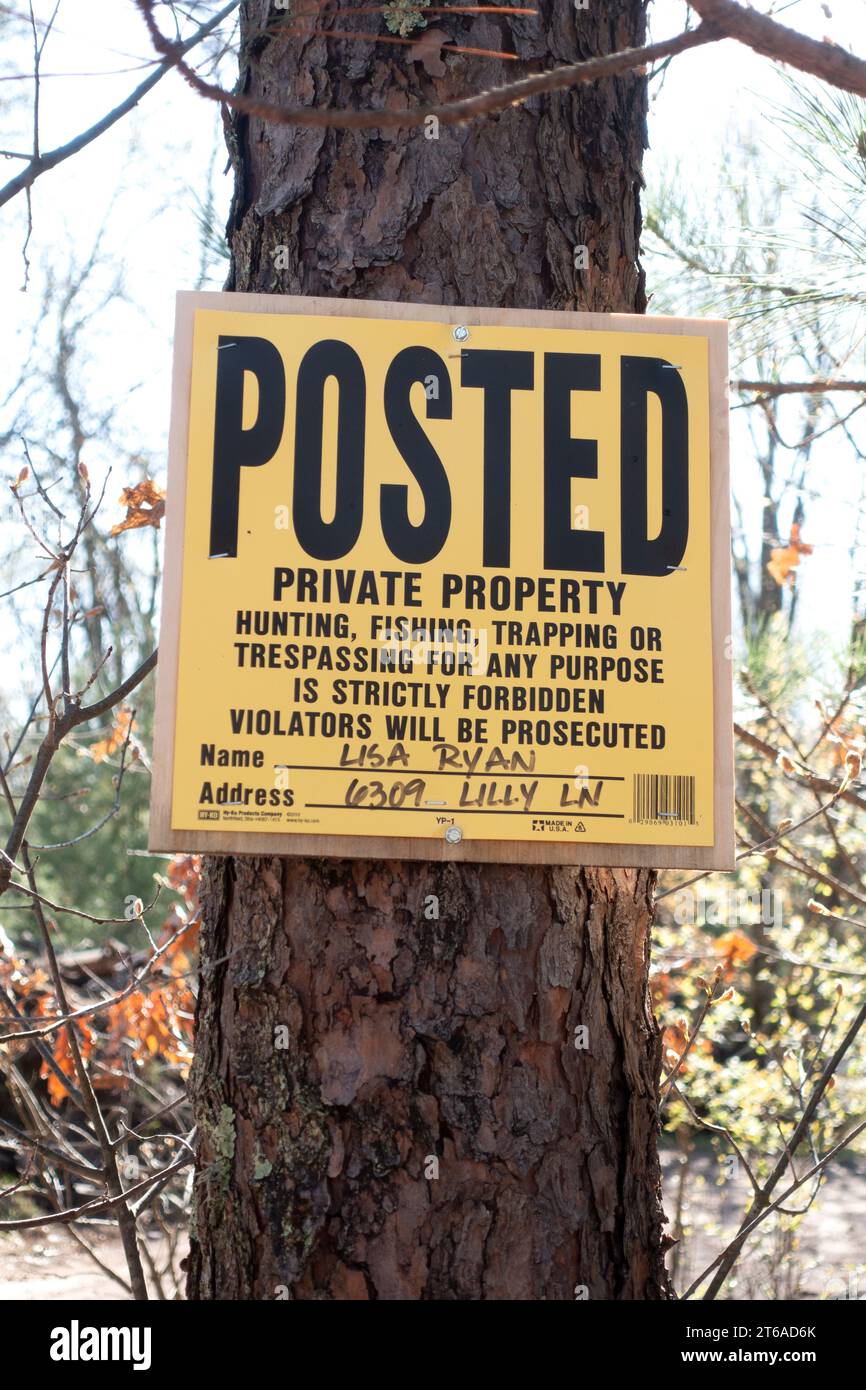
[766, 545, 800, 586]
[767, 521, 813, 587]
[105, 914, 198, 1073]
[663, 1023, 688, 1060]
[714, 929, 758, 969]
[90, 706, 135, 763]
[108, 988, 192, 1068]
[41, 1017, 93, 1106]
[14, 852, 201, 1105]
[110, 479, 165, 536]
[662, 1022, 711, 1076]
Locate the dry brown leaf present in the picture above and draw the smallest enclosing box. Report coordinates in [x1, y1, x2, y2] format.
[408, 26, 447, 76]
[110, 479, 165, 537]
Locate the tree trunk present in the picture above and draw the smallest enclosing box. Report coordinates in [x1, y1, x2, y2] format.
[186, 0, 671, 1301]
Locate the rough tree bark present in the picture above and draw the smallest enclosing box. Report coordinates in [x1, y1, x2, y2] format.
[186, 0, 671, 1301]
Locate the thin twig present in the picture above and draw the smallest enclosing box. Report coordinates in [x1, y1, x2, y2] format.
[136, 3, 722, 130]
[0, 1, 241, 210]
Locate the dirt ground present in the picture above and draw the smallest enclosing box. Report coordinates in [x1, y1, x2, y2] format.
[1, 1152, 863, 1300]
[0, 1226, 186, 1301]
[661, 1150, 866, 1301]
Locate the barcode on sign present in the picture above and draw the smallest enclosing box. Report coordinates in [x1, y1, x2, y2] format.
[633, 774, 696, 825]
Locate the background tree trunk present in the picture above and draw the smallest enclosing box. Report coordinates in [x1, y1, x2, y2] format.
[186, 0, 671, 1301]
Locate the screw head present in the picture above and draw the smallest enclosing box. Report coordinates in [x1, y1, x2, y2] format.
[452, 325, 469, 343]
[444, 825, 463, 844]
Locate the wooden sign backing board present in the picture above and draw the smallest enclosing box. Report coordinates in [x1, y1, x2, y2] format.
[149, 291, 733, 869]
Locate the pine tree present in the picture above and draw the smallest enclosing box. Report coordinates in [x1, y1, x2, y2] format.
[187, 0, 670, 1302]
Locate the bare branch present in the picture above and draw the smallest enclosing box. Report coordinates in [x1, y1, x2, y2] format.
[0, 864, 161, 928]
[0, 0, 240, 211]
[660, 974, 723, 1103]
[734, 721, 866, 815]
[687, 0, 866, 99]
[671, 1083, 761, 1198]
[0, 1154, 193, 1231]
[0, 1116, 100, 1182]
[0, 649, 156, 895]
[696, 985, 866, 1299]
[680, 1118, 866, 1299]
[77, 649, 157, 723]
[135, 2, 722, 130]
[735, 379, 866, 397]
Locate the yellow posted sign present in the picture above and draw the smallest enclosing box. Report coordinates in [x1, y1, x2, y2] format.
[150, 293, 733, 868]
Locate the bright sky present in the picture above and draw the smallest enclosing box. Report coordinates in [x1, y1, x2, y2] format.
[647, 1, 866, 659]
[0, 0, 864, 674]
